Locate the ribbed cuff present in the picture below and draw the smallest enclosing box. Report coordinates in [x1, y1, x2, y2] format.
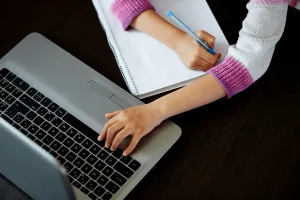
[111, 0, 154, 30]
[208, 56, 254, 98]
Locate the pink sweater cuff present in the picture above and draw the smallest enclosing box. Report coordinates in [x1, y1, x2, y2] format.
[111, 0, 154, 30]
[208, 57, 254, 98]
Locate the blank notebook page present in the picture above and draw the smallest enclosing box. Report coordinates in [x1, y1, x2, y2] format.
[93, 0, 229, 98]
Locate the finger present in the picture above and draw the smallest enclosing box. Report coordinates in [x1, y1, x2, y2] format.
[110, 128, 131, 151]
[195, 30, 216, 48]
[123, 135, 141, 156]
[98, 118, 118, 141]
[105, 122, 125, 148]
[105, 111, 121, 119]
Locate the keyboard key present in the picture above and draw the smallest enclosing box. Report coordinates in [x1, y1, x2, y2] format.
[37, 107, 47, 116]
[41, 97, 52, 107]
[12, 123, 21, 130]
[0, 102, 8, 111]
[66, 152, 77, 162]
[36, 92, 44, 99]
[78, 174, 90, 185]
[89, 169, 101, 180]
[42, 135, 54, 145]
[88, 193, 97, 200]
[105, 156, 117, 166]
[48, 102, 59, 112]
[26, 88, 37, 96]
[20, 95, 40, 110]
[1, 114, 14, 124]
[33, 95, 42, 102]
[129, 160, 141, 171]
[102, 166, 114, 177]
[0, 79, 9, 88]
[86, 180, 97, 191]
[81, 163, 93, 174]
[44, 111, 55, 121]
[27, 124, 39, 134]
[55, 132, 67, 142]
[26, 111, 37, 120]
[63, 113, 98, 142]
[0, 68, 9, 80]
[94, 160, 106, 172]
[111, 172, 126, 186]
[48, 127, 59, 137]
[73, 157, 84, 168]
[105, 181, 120, 194]
[69, 168, 81, 179]
[74, 133, 85, 143]
[13, 78, 29, 91]
[40, 121, 52, 131]
[51, 117, 62, 127]
[63, 162, 74, 173]
[5, 95, 15, 105]
[6, 72, 16, 81]
[73, 181, 82, 189]
[103, 147, 112, 153]
[70, 143, 82, 153]
[82, 138, 93, 149]
[20, 128, 28, 135]
[86, 154, 97, 165]
[12, 89, 22, 98]
[102, 192, 113, 200]
[34, 139, 43, 146]
[41, 144, 51, 152]
[112, 149, 123, 159]
[78, 149, 90, 159]
[50, 140, 61, 151]
[27, 134, 36, 141]
[90, 144, 101, 155]
[33, 116, 44, 126]
[57, 156, 66, 165]
[63, 137, 74, 148]
[20, 119, 31, 129]
[56, 108, 66, 117]
[35, 130, 46, 140]
[94, 186, 105, 197]
[5, 108, 18, 118]
[59, 122, 70, 132]
[49, 150, 58, 158]
[80, 187, 89, 195]
[113, 162, 133, 178]
[0, 90, 9, 100]
[97, 175, 109, 186]
[57, 146, 69, 156]
[120, 155, 132, 165]
[5, 84, 16, 93]
[66, 128, 77, 137]
[11, 101, 29, 115]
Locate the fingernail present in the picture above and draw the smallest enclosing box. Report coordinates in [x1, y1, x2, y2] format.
[123, 152, 127, 156]
[105, 143, 109, 148]
[110, 147, 115, 151]
[97, 136, 101, 141]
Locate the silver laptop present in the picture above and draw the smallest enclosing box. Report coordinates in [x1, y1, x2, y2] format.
[0, 33, 181, 200]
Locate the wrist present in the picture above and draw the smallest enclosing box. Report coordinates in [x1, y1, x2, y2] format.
[169, 29, 186, 51]
[147, 99, 171, 121]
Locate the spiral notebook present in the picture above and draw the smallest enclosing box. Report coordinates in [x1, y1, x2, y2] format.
[92, 0, 229, 99]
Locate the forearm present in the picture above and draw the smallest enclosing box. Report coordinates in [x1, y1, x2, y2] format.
[151, 74, 226, 119]
[130, 10, 184, 51]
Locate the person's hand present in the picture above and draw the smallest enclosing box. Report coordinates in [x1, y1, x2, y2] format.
[98, 103, 165, 156]
[174, 30, 221, 71]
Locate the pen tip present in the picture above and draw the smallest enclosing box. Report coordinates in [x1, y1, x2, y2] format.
[167, 10, 172, 16]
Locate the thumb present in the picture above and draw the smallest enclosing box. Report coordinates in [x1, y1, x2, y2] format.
[195, 30, 216, 49]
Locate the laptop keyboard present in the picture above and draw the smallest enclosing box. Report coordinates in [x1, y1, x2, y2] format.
[0, 68, 141, 200]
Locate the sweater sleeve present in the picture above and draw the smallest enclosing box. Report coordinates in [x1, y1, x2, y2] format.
[111, 0, 154, 30]
[207, 0, 289, 98]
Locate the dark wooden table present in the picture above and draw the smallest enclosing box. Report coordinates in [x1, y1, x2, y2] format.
[1, 0, 300, 200]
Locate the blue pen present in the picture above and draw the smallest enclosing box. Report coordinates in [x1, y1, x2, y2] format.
[167, 10, 216, 55]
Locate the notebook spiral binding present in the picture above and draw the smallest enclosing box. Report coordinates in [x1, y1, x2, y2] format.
[93, 0, 139, 96]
